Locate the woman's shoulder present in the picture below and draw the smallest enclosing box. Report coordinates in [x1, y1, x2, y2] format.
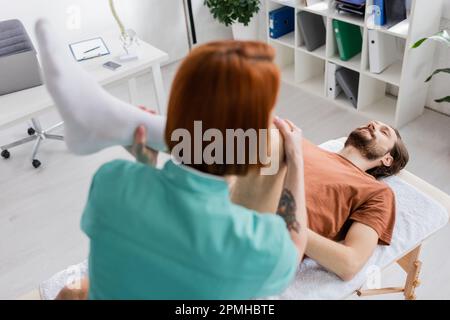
[94, 159, 155, 180]
[90, 159, 160, 198]
[97, 158, 137, 173]
[227, 204, 291, 244]
[84, 160, 161, 219]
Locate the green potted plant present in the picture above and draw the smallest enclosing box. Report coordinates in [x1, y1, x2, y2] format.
[412, 30, 450, 103]
[204, 0, 261, 40]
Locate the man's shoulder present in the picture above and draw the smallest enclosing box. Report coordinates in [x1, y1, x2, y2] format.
[302, 137, 320, 150]
[366, 178, 395, 202]
[375, 178, 394, 192]
[303, 138, 335, 156]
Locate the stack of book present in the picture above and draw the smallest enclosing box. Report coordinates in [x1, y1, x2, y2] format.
[335, 0, 366, 17]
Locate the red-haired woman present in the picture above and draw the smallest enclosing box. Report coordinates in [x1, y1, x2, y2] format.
[58, 41, 307, 300]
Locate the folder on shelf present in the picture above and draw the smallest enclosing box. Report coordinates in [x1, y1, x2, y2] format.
[373, 0, 386, 26]
[385, 0, 407, 28]
[297, 11, 326, 52]
[335, 0, 366, 16]
[337, 0, 366, 4]
[335, 68, 360, 108]
[332, 19, 362, 61]
[269, 6, 295, 39]
[368, 29, 398, 74]
[326, 62, 342, 99]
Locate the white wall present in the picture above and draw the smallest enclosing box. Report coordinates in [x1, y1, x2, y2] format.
[3, 0, 448, 115]
[191, 0, 232, 44]
[425, 0, 450, 115]
[444, 0, 450, 19]
[0, 0, 236, 60]
[0, 0, 190, 63]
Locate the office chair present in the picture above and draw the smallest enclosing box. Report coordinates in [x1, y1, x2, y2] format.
[0, 19, 64, 168]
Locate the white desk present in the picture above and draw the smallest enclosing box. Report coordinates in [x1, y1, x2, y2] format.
[0, 35, 169, 131]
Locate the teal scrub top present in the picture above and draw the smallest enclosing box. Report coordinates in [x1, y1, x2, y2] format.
[81, 159, 298, 299]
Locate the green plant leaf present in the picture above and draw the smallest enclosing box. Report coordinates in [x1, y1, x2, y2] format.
[204, 0, 261, 27]
[412, 30, 450, 104]
[435, 96, 450, 103]
[412, 30, 450, 48]
[425, 68, 450, 82]
[412, 38, 428, 48]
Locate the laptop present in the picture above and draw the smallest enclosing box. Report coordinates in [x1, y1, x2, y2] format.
[0, 19, 43, 96]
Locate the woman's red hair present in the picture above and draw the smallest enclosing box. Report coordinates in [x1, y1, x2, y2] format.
[165, 40, 280, 176]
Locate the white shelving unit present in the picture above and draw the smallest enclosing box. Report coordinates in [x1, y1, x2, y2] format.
[266, 0, 443, 127]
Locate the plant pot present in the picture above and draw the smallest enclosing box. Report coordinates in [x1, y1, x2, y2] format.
[231, 17, 259, 40]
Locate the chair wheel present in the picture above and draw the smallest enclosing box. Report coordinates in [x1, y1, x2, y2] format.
[1, 149, 10, 159]
[27, 127, 36, 135]
[32, 159, 41, 168]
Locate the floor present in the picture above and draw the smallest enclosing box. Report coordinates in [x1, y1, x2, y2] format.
[0, 62, 449, 300]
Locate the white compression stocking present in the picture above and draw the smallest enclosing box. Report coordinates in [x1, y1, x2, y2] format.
[34, 19, 167, 155]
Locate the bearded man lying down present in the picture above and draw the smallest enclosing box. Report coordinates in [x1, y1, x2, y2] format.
[231, 120, 409, 281]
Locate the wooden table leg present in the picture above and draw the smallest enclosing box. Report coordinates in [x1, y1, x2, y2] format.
[398, 245, 422, 300]
[356, 245, 423, 300]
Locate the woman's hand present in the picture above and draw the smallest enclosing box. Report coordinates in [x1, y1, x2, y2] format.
[125, 106, 159, 166]
[273, 116, 303, 166]
[130, 125, 159, 167]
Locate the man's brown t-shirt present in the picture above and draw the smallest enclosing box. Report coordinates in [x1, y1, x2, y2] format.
[303, 139, 396, 245]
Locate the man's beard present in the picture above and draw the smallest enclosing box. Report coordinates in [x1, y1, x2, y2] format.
[345, 127, 387, 160]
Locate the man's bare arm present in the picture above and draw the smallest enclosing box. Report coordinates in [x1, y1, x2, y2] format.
[305, 222, 379, 281]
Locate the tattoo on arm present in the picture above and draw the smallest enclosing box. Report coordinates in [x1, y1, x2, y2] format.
[277, 188, 300, 233]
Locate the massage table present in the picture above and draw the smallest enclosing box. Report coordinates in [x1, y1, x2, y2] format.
[19, 138, 450, 300]
[264, 138, 450, 300]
